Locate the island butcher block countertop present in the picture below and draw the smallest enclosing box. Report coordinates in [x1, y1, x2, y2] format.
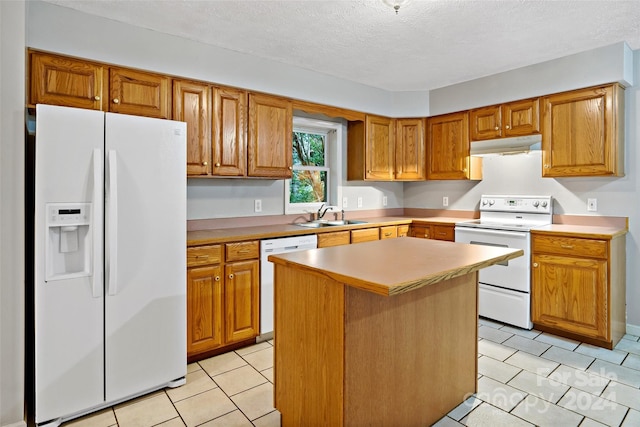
[268, 237, 523, 296]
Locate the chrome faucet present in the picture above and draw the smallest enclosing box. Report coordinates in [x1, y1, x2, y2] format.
[317, 204, 341, 219]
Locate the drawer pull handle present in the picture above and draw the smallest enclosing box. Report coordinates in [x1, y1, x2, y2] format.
[560, 245, 574, 249]
[237, 249, 250, 254]
[384, 232, 392, 237]
[228, 273, 234, 279]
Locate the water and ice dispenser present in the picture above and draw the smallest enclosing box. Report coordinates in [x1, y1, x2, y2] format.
[45, 203, 92, 281]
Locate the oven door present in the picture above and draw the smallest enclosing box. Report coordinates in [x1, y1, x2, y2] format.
[454, 227, 530, 292]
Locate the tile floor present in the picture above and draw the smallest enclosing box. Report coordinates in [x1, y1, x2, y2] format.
[63, 319, 640, 427]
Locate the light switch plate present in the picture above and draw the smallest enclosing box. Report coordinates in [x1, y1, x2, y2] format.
[342, 197, 348, 208]
[357, 197, 363, 208]
[254, 199, 262, 212]
[587, 198, 597, 212]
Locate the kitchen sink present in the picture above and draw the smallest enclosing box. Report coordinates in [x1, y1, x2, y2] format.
[294, 220, 368, 228]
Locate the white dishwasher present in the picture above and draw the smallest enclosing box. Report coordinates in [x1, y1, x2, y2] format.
[260, 234, 318, 337]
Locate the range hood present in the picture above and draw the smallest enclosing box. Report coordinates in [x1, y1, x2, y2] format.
[470, 134, 542, 156]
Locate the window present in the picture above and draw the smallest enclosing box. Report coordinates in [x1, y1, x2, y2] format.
[285, 117, 341, 214]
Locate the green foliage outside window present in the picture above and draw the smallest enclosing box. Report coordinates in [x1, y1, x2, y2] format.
[290, 132, 328, 203]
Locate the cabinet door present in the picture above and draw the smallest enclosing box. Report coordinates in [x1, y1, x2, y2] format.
[351, 228, 380, 244]
[109, 67, 171, 119]
[470, 105, 501, 141]
[397, 225, 409, 238]
[395, 118, 426, 180]
[317, 231, 351, 248]
[380, 226, 398, 239]
[248, 93, 292, 178]
[187, 265, 223, 356]
[29, 51, 106, 110]
[173, 80, 211, 176]
[225, 260, 260, 343]
[532, 254, 608, 340]
[213, 87, 247, 176]
[504, 98, 540, 137]
[409, 225, 431, 239]
[365, 115, 395, 180]
[542, 85, 622, 177]
[427, 112, 470, 180]
[432, 225, 454, 241]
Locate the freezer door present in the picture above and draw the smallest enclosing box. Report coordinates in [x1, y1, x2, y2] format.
[34, 105, 105, 423]
[104, 113, 186, 402]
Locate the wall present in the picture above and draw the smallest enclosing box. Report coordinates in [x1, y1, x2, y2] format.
[1, 1, 26, 426]
[407, 47, 639, 331]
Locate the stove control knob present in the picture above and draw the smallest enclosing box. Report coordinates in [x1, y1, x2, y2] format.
[533, 201, 540, 207]
[489, 199, 495, 206]
[482, 199, 488, 206]
[541, 201, 548, 208]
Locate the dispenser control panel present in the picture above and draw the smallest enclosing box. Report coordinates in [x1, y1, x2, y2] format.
[47, 204, 90, 226]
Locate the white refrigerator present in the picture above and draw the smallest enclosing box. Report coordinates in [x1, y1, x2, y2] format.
[30, 104, 187, 426]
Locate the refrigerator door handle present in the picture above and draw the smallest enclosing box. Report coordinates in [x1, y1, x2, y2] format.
[91, 148, 103, 298]
[107, 149, 118, 296]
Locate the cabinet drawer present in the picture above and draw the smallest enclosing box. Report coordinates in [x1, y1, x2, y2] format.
[226, 241, 260, 261]
[380, 226, 398, 239]
[397, 225, 409, 237]
[351, 228, 380, 244]
[187, 245, 222, 267]
[318, 231, 350, 248]
[433, 225, 454, 241]
[532, 235, 607, 259]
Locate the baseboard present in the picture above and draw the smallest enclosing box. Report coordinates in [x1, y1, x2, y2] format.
[626, 323, 640, 337]
[2, 421, 27, 427]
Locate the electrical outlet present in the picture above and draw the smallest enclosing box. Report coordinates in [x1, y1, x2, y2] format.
[587, 198, 597, 212]
[357, 197, 363, 208]
[443, 196, 449, 207]
[383, 196, 388, 207]
[342, 197, 348, 208]
[254, 199, 262, 213]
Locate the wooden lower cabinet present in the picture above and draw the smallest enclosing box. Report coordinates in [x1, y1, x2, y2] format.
[318, 231, 351, 248]
[187, 241, 260, 361]
[351, 228, 380, 244]
[531, 232, 626, 349]
[380, 226, 398, 239]
[409, 223, 454, 241]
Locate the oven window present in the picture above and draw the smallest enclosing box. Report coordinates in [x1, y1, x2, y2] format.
[470, 241, 509, 266]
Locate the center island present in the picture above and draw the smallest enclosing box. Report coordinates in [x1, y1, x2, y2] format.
[268, 237, 523, 427]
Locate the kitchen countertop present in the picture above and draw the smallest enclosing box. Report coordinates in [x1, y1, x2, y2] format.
[268, 237, 523, 296]
[187, 216, 465, 246]
[532, 224, 628, 239]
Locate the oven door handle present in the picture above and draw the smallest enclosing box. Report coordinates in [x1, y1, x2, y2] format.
[455, 228, 529, 239]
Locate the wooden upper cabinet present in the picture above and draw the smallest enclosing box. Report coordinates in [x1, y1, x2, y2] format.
[213, 87, 247, 177]
[173, 80, 212, 176]
[395, 118, 426, 180]
[427, 112, 477, 180]
[347, 115, 396, 181]
[247, 93, 293, 178]
[470, 98, 540, 141]
[29, 51, 107, 110]
[365, 115, 395, 180]
[541, 84, 624, 177]
[109, 67, 171, 119]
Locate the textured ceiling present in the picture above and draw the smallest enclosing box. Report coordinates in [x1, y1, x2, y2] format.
[43, 0, 640, 91]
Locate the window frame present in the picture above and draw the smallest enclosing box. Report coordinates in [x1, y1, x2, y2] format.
[285, 117, 341, 215]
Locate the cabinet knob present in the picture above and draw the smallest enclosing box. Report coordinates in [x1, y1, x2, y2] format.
[463, 168, 467, 172]
[203, 161, 208, 166]
[533, 262, 539, 268]
[495, 126, 499, 131]
[215, 162, 221, 167]
[288, 166, 293, 170]
[113, 98, 120, 104]
[215, 276, 220, 282]
[544, 164, 550, 169]
[229, 273, 234, 279]
[94, 96, 101, 101]
[505, 125, 511, 129]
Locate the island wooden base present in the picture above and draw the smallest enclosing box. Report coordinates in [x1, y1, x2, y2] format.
[274, 265, 479, 427]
